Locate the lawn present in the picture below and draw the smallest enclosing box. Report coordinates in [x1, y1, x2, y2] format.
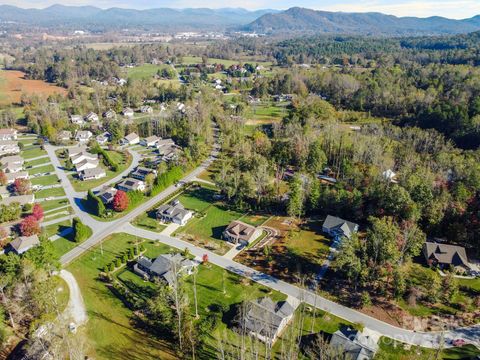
[29, 164, 54, 175]
[40, 198, 70, 211]
[67, 233, 178, 360]
[21, 146, 47, 159]
[127, 64, 173, 80]
[35, 187, 66, 199]
[245, 101, 288, 125]
[31, 174, 60, 186]
[197, 160, 220, 183]
[66, 150, 132, 192]
[25, 156, 50, 167]
[51, 227, 90, 257]
[44, 220, 72, 238]
[131, 212, 167, 233]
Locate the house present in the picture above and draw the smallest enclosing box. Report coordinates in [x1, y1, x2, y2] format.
[117, 178, 145, 192]
[70, 115, 84, 125]
[223, 220, 262, 245]
[57, 130, 72, 142]
[329, 328, 379, 360]
[176, 102, 186, 113]
[103, 109, 116, 119]
[97, 187, 117, 204]
[5, 171, 29, 184]
[117, 78, 127, 86]
[1, 155, 24, 173]
[75, 130, 93, 143]
[423, 241, 471, 270]
[0, 186, 9, 199]
[80, 167, 106, 181]
[85, 112, 99, 123]
[140, 135, 160, 147]
[140, 105, 153, 114]
[382, 169, 398, 183]
[156, 138, 175, 149]
[130, 166, 157, 181]
[75, 158, 99, 172]
[322, 215, 359, 241]
[133, 253, 196, 285]
[156, 201, 193, 226]
[0, 194, 35, 206]
[0, 128, 18, 141]
[96, 132, 110, 145]
[242, 297, 296, 345]
[9, 235, 40, 255]
[122, 107, 134, 118]
[121, 132, 140, 146]
[71, 152, 97, 165]
[0, 141, 20, 156]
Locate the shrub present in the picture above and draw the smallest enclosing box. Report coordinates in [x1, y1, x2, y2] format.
[128, 248, 135, 260]
[73, 217, 90, 243]
[87, 190, 105, 217]
[115, 258, 122, 268]
[108, 263, 115, 272]
[20, 216, 41, 236]
[13, 178, 31, 195]
[0, 171, 6, 186]
[32, 203, 44, 221]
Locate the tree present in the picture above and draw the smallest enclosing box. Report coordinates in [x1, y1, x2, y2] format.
[0, 171, 6, 186]
[442, 272, 458, 302]
[87, 190, 105, 217]
[145, 173, 155, 194]
[73, 217, 89, 243]
[13, 178, 31, 195]
[365, 216, 400, 266]
[398, 220, 426, 264]
[113, 190, 129, 212]
[20, 216, 40, 236]
[287, 174, 305, 218]
[202, 254, 209, 264]
[31, 204, 44, 221]
[306, 139, 327, 174]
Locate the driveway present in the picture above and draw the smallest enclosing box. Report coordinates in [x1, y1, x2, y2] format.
[59, 270, 88, 326]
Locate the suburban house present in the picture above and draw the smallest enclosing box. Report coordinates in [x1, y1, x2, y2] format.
[80, 167, 106, 181]
[70, 114, 84, 125]
[329, 328, 379, 360]
[85, 112, 99, 122]
[68, 145, 88, 158]
[140, 135, 160, 147]
[5, 171, 29, 185]
[117, 178, 145, 192]
[176, 102, 186, 113]
[423, 241, 471, 270]
[322, 215, 359, 241]
[9, 234, 40, 255]
[96, 132, 110, 145]
[122, 107, 134, 118]
[121, 132, 140, 146]
[156, 139, 179, 162]
[0, 141, 20, 156]
[75, 158, 99, 172]
[0, 186, 9, 199]
[156, 201, 193, 226]
[1, 155, 24, 173]
[103, 109, 116, 119]
[382, 169, 398, 183]
[57, 130, 72, 142]
[0, 128, 18, 141]
[71, 151, 97, 165]
[0, 194, 35, 206]
[140, 105, 153, 114]
[75, 130, 93, 143]
[242, 297, 296, 345]
[130, 166, 157, 181]
[223, 220, 262, 245]
[133, 253, 196, 285]
[97, 187, 117, 204]
[156, 138, 175, 150]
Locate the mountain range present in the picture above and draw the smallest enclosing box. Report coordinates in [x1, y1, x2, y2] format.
[1, 5, 480, 35]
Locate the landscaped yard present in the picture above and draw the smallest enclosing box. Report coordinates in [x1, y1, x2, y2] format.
[51, 228, 89, 257]
[35, 186, 66, 199]
[31, 174, 60, 186]
[21, 146, 47, 159]
[44, 220, 72, 238]
[40, 198, 70, 211]
[29, 164, 54, 175]
[25, 156, 50, 167]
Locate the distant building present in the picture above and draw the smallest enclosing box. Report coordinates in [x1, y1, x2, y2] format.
[57, 130, 72, 142]
[329, 328, 379, 360]
[130, 166, 157, 181]
[75, 158, 99, 172]
[0, 155, 24, 173]
[97, 187, 117, 204]
[0, 129, 18, 141]
[120, 132, 140, 146]
[103, 109, 116, 119]
[322, 215, 359, 241]
[0, 141, 20, 156]
[5, 171, 29, 185]
[85, 112, 99, 123]
[117, 178, 145, 192]
[70, 115, 84, 126]
[242, 297, 296, 345]
[423, 242, 471, 270]
[140, 105, 153, 114]
[140, 135, 160, 147]
[133, 253, 196, 285]
[382, 169, 398, 183]
[9, 235, 40, 255]
[96, 132, 110, 145]
[0, 194, 35, 206]
[80, 167, 106, 181]
[71, 152, 97, 165]
[75, 130, 93, 143]
[122, 107, 134, 118]
[223, 220, 262, 245]
[156, 201, 193, 226]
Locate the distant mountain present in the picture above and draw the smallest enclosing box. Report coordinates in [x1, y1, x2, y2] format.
[244, 7, 480, 35]
[0, 5, 278, 31]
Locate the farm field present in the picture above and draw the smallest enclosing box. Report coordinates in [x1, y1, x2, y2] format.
[126, 64, 172, 80]
[0, 70, 66, 106]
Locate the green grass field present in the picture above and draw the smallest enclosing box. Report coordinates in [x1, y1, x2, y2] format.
[21, 146, 47, 159]
[29, 164, 54, 175]
[25, 157, 50, 167]
[245, 101, 288, 125]
[31, 174, 60, 186]
[180, 56, 272, 68]
[44, 220, 72, 238]
[35, 186, 66, 199]
[51, 226, 91, 257]
[127, 64, 172, 80]
[40, 198, 70, 211]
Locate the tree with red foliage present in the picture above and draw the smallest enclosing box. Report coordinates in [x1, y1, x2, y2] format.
[32, 203, 44, 221]
[202, 254, 209, 264]
[0, 171, 6, 186]
[13, 178, 31, 195]
[19, 215, 40, 236]
[113, 190, 129, 212]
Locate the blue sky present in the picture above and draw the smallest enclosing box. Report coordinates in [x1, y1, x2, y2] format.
[5, 0, 480, 19]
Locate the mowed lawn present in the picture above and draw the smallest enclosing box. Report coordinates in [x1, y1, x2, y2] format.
[28, 164, 54, 175]
[127, 64, 172, 80]
[25, 156, 51, 167]
[67, 233, 178, 360]
[35, 186, 66, 199]
[31, 174, 60, 186]
[21, 146, 47, 159]
[40, 198, 70, 211]
[245, 101, 288, 125]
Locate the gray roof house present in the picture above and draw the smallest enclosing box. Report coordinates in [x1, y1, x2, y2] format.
[243, 297, 296, 345]
[223, 220, 262, 245]
[80, 167, 106, 181]
[117, 178, 145, 192]
[0, 128, 18, 141]
[156, 201, 193, 226]
[121, 132, 140, 146]
[0, 194, 35, 206]
[322, 215, 359, 240]
[133, 253, 196, 286]
[423, 242, 471, 270]
[9, 235, 40, 254]
[130, 166, 157, 181]
[329, 328, 379, 360]
[97, 187, 117, 204]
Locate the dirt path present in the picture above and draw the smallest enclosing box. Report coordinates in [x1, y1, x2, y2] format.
[59, 269, 88, 326]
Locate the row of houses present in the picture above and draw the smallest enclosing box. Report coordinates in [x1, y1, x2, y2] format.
[68, 146, 106, 181]
[0, 129, 20, 157]
[70, 105, 156, 127]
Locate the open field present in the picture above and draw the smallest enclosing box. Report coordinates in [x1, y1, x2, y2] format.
[126, 64, 172, 80]
[245, 101, 288, 125]
[0, 70, 66, 106]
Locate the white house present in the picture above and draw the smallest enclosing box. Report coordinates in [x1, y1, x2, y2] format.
[9, 235, 40, 255]
[0, 141, 20, 156]
[121, 132, 140, 146]
[85, 112, 100, 123]
[0, 156, 24, 173]
[156, 201, 193, 226]
[80, 167, 106, 181]
[71, 152, 98, 165]
[57, 130, 72, 142]
[117, 178, 145, 192]
[70, 115, 84, 125]
[140, 105, 153, 114]
[122, 107, 134, 118]
[96, 132, 110, 145]
[0, 129, 18, 141]
[75, 130, 93, 143]
[75, 158, 100, 172]
[140, 135, 160, 147]
[5, 171, 29, 185]
[0, 194, 35, 206]
[382, 169, 398, 183]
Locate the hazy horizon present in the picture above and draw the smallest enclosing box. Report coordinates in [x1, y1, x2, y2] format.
[1, 0, 479, 20]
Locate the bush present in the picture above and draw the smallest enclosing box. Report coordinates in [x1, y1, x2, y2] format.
[92, 144, 119, 171]
[122, 254, 128, 263]
[87, 190, 105, 217]
[115, 258, 122, 268]
[139, 244, 145, 252]
[108, 263, 115, 272]
[73, 217, 90, 243]
[0, 203, 21, 223]
[128, 248, 135, 260]
[20, 216, 41, 236]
